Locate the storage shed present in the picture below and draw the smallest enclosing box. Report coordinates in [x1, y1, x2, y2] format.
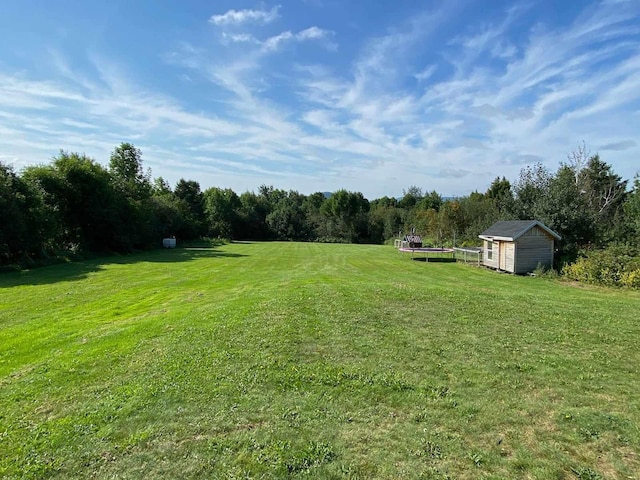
[479, 220, 561, 274]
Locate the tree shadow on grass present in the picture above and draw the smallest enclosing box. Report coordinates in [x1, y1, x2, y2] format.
[0, 247, 247, 288]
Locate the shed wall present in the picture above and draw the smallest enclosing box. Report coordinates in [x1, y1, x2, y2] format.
[513, 231, 554, 273]
[483, 240, 517, 270]
[482, 240, 498, 268]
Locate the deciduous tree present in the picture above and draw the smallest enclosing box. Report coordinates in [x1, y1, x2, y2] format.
[203, 187, 241, 239]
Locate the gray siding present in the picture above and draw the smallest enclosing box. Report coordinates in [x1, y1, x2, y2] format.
[513, 234, 554, 273]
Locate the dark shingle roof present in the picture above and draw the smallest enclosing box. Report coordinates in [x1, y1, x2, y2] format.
[479, 220, 561, 240]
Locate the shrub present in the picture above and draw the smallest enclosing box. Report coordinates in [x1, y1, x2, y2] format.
[562, 244, 640, 288]
[620, 269, 640, 288]
[533, 263, 559, 278]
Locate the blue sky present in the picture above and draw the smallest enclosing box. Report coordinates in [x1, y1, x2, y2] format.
[1, 0, 638, 198]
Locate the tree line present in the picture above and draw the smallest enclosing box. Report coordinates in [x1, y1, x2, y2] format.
[2, 142, 639, 271]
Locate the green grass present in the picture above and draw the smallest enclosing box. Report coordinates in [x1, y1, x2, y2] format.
[1, 242, 639, 479]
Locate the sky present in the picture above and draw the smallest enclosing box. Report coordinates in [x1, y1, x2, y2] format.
[0, 0, 638, 199]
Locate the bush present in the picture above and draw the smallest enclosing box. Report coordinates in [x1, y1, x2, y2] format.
[620, 269, 640, 288]
[533, 263, 559, 279]
[562, 244, 640, 288]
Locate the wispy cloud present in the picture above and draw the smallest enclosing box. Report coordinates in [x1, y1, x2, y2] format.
[451, 3, 527, 57]
[297, 26, 330, 41]
[2, 1, 639, 197]
[222, 32, 260, 44]
[262, 31, 295, 51]
[209, 6, 280, 26]
[262, 27, 334, 52]
[600, 140, 637, 151]
[414, 65, 437, 83]
[438, 168, 471, 178]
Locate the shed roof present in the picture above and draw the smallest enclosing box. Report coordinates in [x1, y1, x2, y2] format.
[479, 220, 561, 241]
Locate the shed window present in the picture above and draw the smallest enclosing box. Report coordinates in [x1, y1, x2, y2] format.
[487, 241, 494, 260]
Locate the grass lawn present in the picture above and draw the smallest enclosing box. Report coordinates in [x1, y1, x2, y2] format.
[1, 242, 639, 479]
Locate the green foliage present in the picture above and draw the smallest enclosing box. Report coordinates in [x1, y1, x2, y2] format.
[579, 154, 627, 243]
[398, 185, 422, 209]
[27, 152, 133, 253]
[301, 191, 327, 240]
[562, 244, 640, 288]
[2, 145, 213, 266]
[486, 176, 513, 214]
[512, 149, 629, 260]
[512, 163, 552, 220]
[411, 193, 501, 246]
[418, 190, 443, 212]
[369, 198, 403, 242]
[0, 162, 51, 263]
[148, 194, 193, 240]
[202, 187, 241, 238]
[109, 143, 151, 201]
[152, 176, 172, 196]
[624, 176, 640, 246]
[319, 189, 370, 242]
[173, 179, 205, 238]
[533, 263, 559, 279]
[266, 191, 312, 240]
[237, 190, 270, 240]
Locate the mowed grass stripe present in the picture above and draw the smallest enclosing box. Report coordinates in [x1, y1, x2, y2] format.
[1, 242, 639, 479]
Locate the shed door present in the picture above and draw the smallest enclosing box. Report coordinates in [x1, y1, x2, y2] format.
[499, 242, 507, 270]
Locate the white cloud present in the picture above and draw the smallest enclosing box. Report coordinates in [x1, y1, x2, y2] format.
[302, 109, 340, 130]
[438, 168, 471, 178]
[3, 1, 640, 198]
[490, 41, 517, 59]
[262, 27, 333, 52]
[222, 32, 259, 44]
[209, 6, 280, 26]
[297, 26, 328, 40]
[262, 31, 295, 51]
[414, 65, 437, 83]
